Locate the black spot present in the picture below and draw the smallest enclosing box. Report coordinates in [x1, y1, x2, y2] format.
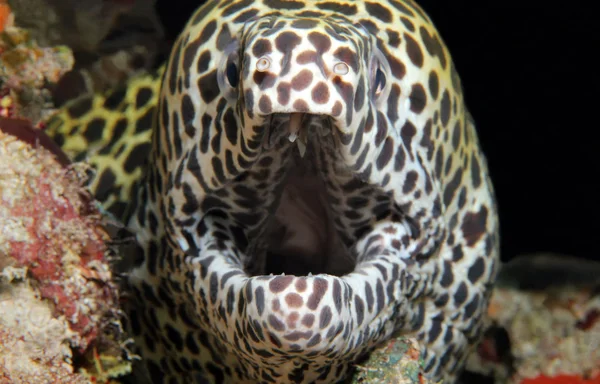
[311, 81, 330, 104]
[200, 113, 212, 153]
[209, 272, 219, 305]
[277, 82, 291, 105]
[205, 362, 225, 383]
[354, 295, 365, 325]
[258, 95, 272, 113]
[394, 145, 406, 171]
[428, 70, 439, 100]
[67, 97, 93, 119]
[135, 106, 155, 134]
[386, 84, 400, 123]
[434, 147, 444, 179]
[83, 118, 105, 142]
[94, 169, 116, 202]
[471, 156, 482, 188]
[306, 333, 321, 348]
[146, 360, 165, 382]
[319, 306, 332, 329]
[452, 245, 464, 261]
[171, 112, 183, 158]
[462, 206, 489, 246]
[467, 257, 485, 284]
[291, 19, 319, 29]
[263, 0, 304, 10]
[198, 20, 218, 47]
[451, 121, 461, 149]
[365, 2, 392, 22]
[354, 76, 365, 112]
[443, 169, 463, 206]
[233, 8, 259, 23]
[385, 48, 406, 79]
[389, 0, 415, 16]
[275, 31, 302, 55]
[400, 121, 417, 153]
[428, 320, 442, 342]
[253, 71, 277, 90]
[211, 156, 226, 184]
[103, 88, 127, 110]
[404, 33, 424, 67]
[409, 83, 427, 113]
[197, 50, 211, 73]
[400, 16, 415, 31]
[255, 286, 265, 316]
[268, 314, 285, 331]
[223, 108, 238, 145]
[181, 93, 196, 128]
[190, 0, 218, 25]
[358, 19, 378, 34]
[181, 183, 199, 215]
[440, 261, 454, 288]
[98, 118, 128, 155]
[135, 87, 153, 109]
[332, 280, 342, 314]
[457, 187, 467, 209]
[168, 40, 183, 95]
[434, 293, 449, 307]
[375, 137, 394, 170]
[463, 294, 480, 320]
[198, 70, 220, 103]
[296, 10, 325, 18]
[402, 170, 418, 194]
[123, 143, 151, 174]
[387, 30, 401, 48]
[308, 31, 332, 53]
[252, 39, 272, 59]
[316, 1, 357, 15]
[440, 90, 451, 126]
[216, 24, 233, 51]
[165, 324, 184, 351]
[420, 26, 447, 68]
[453, 282, 468, 306]
[353, 143, 370, 171]
[222, 0, 253, 16]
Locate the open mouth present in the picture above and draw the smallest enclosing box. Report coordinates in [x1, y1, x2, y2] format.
[260, 113, 356, 277]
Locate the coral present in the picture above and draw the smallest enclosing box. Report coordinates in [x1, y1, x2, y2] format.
[0, 118, 131, 383]
[0, 23, 74, 122]
[7, 0, 134, 52]
[352, 338, 438, 384]
[0, 0, 10, 33]
[466, 254, 600, 384]
[0, 277, 89, 384]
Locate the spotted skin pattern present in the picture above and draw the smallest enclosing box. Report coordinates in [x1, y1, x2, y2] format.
[47, 0, 500, 383]
[46, 68, 163, 219]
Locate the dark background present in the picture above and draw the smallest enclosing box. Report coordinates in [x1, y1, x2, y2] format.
[155, 0, 600, 263]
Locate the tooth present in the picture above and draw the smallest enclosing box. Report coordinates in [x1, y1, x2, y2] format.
[288, 132, 298, 142]
[289, 113, 302, 135]
[297, 140, 306, 157]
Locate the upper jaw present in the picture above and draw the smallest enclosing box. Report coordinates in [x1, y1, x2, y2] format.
[263, 113, 334, 157]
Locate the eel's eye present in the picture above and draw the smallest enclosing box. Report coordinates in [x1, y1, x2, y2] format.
[226, 60, 239, 88]
[373, 66, 386, 97]
[218, 41, 240, 102]
[369, 48, 392, 104]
